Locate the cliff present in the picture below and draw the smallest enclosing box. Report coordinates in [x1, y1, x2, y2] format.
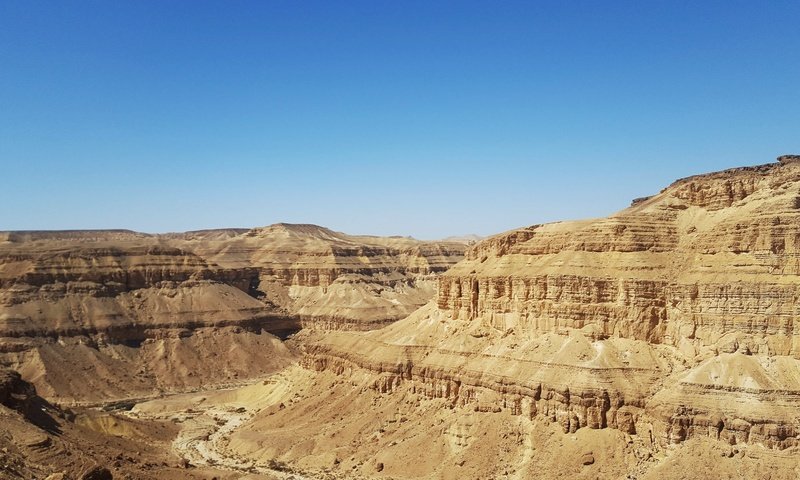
[291, 156, 800, 459]
[439, 158, 800, 355]
[183, 223, 466, 329]
[0, 224, 465, 403]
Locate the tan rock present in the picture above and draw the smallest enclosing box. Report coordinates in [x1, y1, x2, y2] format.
[0, 224, 464, 403]
[296, 157, 800, 457]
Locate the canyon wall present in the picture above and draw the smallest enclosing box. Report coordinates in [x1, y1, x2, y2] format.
[438, 159, 800, 355]
[188, 223, 466, 329]
[297, 157, 800, 453]
[0, 225, 465, 403]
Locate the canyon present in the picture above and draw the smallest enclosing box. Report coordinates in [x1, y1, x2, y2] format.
[3, 156, 800, 479]
[0, 224, 466, 405]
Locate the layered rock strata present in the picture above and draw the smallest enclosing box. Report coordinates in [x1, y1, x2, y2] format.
[187, 223, 466, 329]
[0, 225, 465, 403]
[298, 156, 800, 452]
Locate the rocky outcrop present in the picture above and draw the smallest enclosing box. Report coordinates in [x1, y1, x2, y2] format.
[0, 224, 466, 336]
[301, 332, 655, 436]
[301, 325, 800, 450]
[189, 223, 466, 328]
[298, 156, 800, 452]
[438, 158, 800, 356]
[0, 224, 465, 403]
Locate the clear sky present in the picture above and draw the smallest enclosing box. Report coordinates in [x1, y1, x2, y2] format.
[2, 1, 799, 239]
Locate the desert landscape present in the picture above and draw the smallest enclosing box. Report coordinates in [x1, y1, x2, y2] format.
[4, 2, 799, 478]
[3, 155, 800, 479]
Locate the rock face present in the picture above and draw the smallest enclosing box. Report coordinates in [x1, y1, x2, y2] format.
[7, 157, 800, 478]
[0, 224, 465, 403]
[295, 157, 800, 458]
[438, 158, 800, 356]
[187, 223, 466, 329]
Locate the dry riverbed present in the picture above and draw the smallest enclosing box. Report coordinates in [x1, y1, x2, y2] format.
[123, 367, 313, 479]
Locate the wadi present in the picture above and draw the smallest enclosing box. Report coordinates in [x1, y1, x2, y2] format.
[3, 155, 800, 479]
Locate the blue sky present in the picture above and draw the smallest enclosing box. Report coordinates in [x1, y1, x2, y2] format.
[1, 1, 798, 238]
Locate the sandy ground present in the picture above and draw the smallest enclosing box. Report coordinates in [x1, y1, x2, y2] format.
[127, 366, 314, 479]
[107, 363, 800, 480]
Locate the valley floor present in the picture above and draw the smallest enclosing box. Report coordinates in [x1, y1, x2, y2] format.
[71, 362, 800, 480]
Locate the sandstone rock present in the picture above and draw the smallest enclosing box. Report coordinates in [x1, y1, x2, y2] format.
[0, 224, 464, 403]
[777, 154, 800, 164]
[299, 156, 800, 454]
[7, 156, 800, 479]
[195, 223, 466, 329]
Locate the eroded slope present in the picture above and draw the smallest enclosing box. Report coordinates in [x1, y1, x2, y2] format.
[185, 223, 466, 329]
[268, 156, 800, 478]
[0, 225, 464, 404]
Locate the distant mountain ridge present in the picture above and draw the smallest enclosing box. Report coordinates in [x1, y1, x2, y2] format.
[0, 222, 467, 404]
